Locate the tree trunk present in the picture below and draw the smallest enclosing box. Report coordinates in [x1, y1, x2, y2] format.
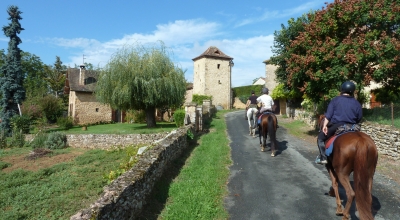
[145, 107, 156, 128]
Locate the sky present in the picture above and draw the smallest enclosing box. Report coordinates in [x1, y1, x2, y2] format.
[0, 0, 331, 87]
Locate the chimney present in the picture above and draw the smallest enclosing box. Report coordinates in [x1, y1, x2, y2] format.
[79, 64, 86, 85]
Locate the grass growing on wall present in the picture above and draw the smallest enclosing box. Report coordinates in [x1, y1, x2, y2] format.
[159, 110, 231, 220]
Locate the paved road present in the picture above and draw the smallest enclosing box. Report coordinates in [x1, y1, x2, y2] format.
[225, 110, 400, 220]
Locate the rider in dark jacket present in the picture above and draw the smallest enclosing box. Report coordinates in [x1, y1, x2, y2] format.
[315, 81, 362, 164]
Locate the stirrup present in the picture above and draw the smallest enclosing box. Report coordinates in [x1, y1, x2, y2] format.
[315, 156, 327, 165]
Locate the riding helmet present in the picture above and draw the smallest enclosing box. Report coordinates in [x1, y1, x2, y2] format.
[341, 81, 355, 96]
[262, 87, 269, 94]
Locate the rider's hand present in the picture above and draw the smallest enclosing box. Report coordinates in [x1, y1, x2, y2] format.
[323, 126, 328, 135]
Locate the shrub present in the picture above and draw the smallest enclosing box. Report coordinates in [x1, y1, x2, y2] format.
[10, 115, 31, 134]
[56, 116, 74, 130]
[133, 110, 146, 123]
[30, 132, 49, 149]
[38, 95, 63, 123]
[9, 129, 26, 148]
[21, 103, 42, 120]
[192, 94, 212, 105]
[44, 132, 67, 150]
[0, 130, 7, 149]
[173, 109, 185, 127]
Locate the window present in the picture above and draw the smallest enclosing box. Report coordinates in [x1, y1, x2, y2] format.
[96, 108, 99, 112]
[217, 64, 220, 69]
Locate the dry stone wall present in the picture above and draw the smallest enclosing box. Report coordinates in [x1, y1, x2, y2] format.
[70, 125, 193, 220]
[289, 108, 399, 160]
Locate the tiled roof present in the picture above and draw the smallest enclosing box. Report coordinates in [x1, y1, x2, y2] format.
[192, 46, 233, 61]
[65, 68, 98, 93]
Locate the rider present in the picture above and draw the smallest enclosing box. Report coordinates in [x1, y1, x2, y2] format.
[255, 87, 278, 128]
[246, 90, 258, 114]
[315, 81, 362, 165]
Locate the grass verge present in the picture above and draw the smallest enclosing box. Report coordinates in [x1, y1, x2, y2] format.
[153, 110, 232, 220]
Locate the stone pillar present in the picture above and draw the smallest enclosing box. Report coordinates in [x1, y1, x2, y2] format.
[185, 102, 197, 127]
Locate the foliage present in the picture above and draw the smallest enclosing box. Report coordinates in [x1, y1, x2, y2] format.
[372, 87, 400, 104]
[173, 109, 185, 127]
[232, 85, 264, 98]
[44, 56, 67, 98]
[0, 130, 7, 149]
[270, 14, 310, 86]
[38, 95, 63, 123]
[271, 83, 302, 100]
[0, 6, 25, 134]
[192, 94, 212, 105]
[103, 145, 142, 184]
[21, 52, 48, 101]
[9, 128, 25, 148]
[29, 132, 49, 149]
[10, 114, 31, 134]
[133, 110, 146, 123]
[96, 41, 187, 128]
[20, 103, 42, 120]
[187, 129, 194, 140]
[56, 116, 74, 130]
[44, 132, 67, 150]
[283, 0, 400, 103]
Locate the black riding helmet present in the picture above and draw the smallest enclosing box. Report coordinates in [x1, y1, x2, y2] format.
[262, 87, 269, 94]
[341, 81, 355, 96]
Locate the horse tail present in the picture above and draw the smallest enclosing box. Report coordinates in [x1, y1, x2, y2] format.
[353, 133, 377, 220]
[267, 115, 276, 150]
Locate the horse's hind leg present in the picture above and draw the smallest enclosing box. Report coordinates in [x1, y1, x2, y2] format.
[327, 166, 343, 216]
[336, 173, 354, 220]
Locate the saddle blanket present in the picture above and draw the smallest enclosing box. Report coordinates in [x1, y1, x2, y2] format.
[325, 131, 355, 156]
[257, 112, 272, 124]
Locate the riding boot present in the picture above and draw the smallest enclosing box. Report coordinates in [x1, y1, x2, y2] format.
[316, 139, 327, 164]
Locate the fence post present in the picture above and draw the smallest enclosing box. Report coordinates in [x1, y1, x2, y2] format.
[392, 102, 394, 127]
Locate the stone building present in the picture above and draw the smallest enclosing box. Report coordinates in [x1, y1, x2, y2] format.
[64, 65, 124, 125]
[192, 46, 234, 109]
[263, 60, 284, 115]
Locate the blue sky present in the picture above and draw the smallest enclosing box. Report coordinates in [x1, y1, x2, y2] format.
[0, 0, 330, 87]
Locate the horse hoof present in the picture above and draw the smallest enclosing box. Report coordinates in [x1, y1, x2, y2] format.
[271, 152, 275, 157]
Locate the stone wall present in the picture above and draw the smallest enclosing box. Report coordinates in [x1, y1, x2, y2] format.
[70, 125, 193, 219]
[289, 108, 399, 160]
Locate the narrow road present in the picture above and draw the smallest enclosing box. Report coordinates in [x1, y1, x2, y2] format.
[225, 110, 400, 220]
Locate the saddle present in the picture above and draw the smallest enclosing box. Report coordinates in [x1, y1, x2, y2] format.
[325, 123, 362, 156]
[257, 111, 273, 124]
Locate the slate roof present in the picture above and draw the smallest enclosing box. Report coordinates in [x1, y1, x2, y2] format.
[64, 68, 98, 93]
[192, 46, 233, 61]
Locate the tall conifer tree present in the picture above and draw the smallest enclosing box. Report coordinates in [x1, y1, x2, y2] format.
[0, 6, 25, 134]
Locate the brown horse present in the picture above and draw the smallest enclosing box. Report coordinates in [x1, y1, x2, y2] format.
[318, 115, 378, 220]
[257, 113, 278, 156]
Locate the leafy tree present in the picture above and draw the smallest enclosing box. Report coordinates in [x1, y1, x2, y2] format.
[285, 0, 400, 103]
[270, 14, 311, 87]
[0, 6, 25, 134]
[44, 56, 66, 98]
[96, 42, 186, 128]
[21, 51, 47, 101]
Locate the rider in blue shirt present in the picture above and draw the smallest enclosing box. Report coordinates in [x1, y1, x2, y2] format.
[316, 81, 362, 164]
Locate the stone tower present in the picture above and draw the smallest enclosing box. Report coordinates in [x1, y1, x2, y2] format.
[192, 46, 234, 109]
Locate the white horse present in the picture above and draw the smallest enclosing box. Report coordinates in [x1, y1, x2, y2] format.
[246, 107, 258, 137]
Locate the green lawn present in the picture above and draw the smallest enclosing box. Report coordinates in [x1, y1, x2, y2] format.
[49, 122, 178, 134]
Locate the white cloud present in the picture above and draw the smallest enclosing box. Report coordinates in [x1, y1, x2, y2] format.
[235, 0, 324, 27]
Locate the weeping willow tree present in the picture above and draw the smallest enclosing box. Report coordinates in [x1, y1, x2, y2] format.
[96, 42, 186, 128]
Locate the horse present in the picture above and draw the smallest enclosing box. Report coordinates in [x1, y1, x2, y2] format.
[257, 112, 278, 156]
[246, 106, 258, 137]
[317, 115, 378, 220]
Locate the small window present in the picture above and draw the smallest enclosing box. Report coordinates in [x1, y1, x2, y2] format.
[96, 108, 99, 112]
[217, 64, 220, 69]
